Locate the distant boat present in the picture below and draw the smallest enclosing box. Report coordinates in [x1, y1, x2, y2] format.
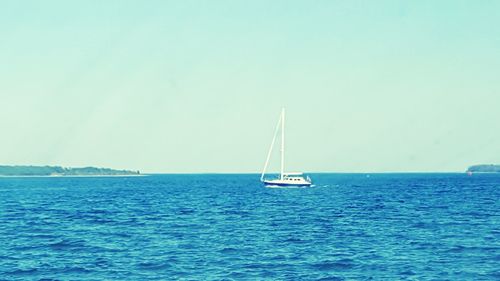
[260, 108, 312, 188]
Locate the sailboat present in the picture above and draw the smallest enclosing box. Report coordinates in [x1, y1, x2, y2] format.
[261, 108, 312, 188]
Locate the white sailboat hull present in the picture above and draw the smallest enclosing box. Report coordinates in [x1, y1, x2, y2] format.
[263, 177, 312, 188]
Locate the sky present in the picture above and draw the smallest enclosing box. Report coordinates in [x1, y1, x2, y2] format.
[0, 0, 499, 173]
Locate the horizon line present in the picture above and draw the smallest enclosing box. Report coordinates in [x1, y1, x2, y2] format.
[143, 171, 470, 174]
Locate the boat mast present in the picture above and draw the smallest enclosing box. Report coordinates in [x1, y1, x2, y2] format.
[280, 108, 285, 180]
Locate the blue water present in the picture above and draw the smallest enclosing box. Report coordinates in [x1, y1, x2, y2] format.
[0, 173, 499, 280]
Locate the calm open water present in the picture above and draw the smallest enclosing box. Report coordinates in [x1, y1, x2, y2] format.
[0, 173, 499, 280]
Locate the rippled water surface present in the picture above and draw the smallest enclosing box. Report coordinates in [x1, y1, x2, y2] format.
[0, 173, 499, 280]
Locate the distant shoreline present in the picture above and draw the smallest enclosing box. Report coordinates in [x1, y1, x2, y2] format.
[0, 174, 146, 178]
[0, 165, 141, 177]
[466, 164, 500, 173]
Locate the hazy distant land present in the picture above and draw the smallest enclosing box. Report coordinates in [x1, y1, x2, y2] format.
[466, 164, 500, 173]
[0, 165, 140, 176]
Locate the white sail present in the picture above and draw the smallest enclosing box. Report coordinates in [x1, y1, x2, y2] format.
[280, 108, 285, 180]
[260, 109, 283, 182]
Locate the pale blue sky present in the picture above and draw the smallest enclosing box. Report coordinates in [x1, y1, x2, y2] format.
[1, 1, 499, 173]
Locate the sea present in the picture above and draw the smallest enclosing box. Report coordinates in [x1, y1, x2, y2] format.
[0, 173, 498, 280]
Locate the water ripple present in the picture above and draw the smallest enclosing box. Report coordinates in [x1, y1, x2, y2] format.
[0, 173, 499, 280]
